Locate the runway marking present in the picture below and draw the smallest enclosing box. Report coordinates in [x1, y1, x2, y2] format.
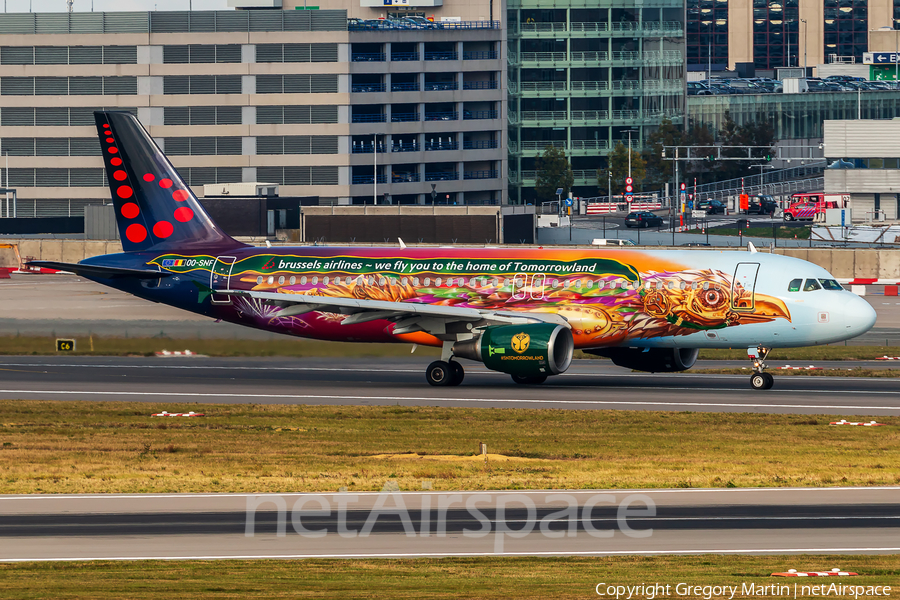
[4, 548, 900, 562]
[0, 361, 897, 384]
[0, 389, 898, 411]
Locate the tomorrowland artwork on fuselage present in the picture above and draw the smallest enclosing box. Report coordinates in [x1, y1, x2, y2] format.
[148, 251, 791, 349]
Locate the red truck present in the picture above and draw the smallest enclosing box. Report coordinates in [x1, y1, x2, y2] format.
[783, 193, 849, 221]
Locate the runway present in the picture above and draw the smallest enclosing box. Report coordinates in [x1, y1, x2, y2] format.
[0, 356, 898, 415]
[1, 488, 897, 561]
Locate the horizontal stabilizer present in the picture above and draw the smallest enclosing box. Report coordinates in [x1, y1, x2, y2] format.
[25, 261, 171, 279]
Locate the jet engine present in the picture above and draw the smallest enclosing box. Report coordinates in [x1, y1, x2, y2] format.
[453, 323, 574, 379]
[586, 347, 699, 373]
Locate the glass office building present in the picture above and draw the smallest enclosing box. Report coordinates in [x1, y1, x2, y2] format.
[507, 1, 685, 202]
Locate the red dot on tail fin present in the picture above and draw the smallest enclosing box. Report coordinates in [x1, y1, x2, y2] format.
[153, 221, 173, 238]
[174, 207, 194, 222]
[106, 137, 114, 143]
[121, 203, 139, 219]
[113, 170, 127, 181]
[172, 189, 189, 202]
[125, 223, 147, 243]
[116, 185, 133, 199]
[110, 157, 122, 166]
[143, 173, 155, 182]
[102, 124, 109, 127]
[108, 147, 118, 154]
[159, 178, 173, 189]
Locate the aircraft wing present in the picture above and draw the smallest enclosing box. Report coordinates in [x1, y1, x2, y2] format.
[223, 289, 568, 334]
[25, 261, 171, 279]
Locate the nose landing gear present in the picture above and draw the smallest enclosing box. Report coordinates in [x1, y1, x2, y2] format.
[748, 346, 774, 390]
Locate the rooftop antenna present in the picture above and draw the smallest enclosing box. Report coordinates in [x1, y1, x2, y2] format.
[67, 0, 73, 12]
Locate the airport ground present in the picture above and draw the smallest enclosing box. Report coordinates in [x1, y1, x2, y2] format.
[0, 272, 898, 594]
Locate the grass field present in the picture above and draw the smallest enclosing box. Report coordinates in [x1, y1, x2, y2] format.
[0, 400, 897, 494]
[1, 556, 898, 599]
[686, 225, 811, 240]
[0, 334, 896, 362]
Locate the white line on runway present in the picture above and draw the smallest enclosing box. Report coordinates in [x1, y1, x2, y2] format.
[0, 388, 898, 411]
[4, 548, 900, 562]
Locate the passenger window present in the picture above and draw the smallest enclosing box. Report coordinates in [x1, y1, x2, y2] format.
[267, 276, 274, 284]
[819, 279, 844, 290]
[803, 279, 821, 291]
[787, 279, 802, 292]
[300, 276, 307, 285]
[469, 278, 476, 286]
[256, 276, 263, 284]
[679, 281, 686, 290]
[424, 277, 431, 286]
[378, 277, 386, 286]
[585, 280, 593, 290]
[402, 277, 408, 285]
[413, 277, 420, 286]
[278, 276, 285, 285]
[435, 277, 442, 286]
[312, 276, 318, 284]
[703, 282, 709, 290]
[323, 276, 330, 285]
[289, 276, 296, 285]
[596, 280, 604, 290]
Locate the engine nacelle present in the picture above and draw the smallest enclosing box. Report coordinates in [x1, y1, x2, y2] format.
[453, 323, 574, 378]
[588, 347, 699, 373]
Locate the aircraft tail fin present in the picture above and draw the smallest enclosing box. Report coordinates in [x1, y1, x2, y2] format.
[95, 111, 248, 253]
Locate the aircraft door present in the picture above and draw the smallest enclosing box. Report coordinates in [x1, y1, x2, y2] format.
[731, 262, 760, 311]
[512, 273, 527, 300]
[530, 273, 546, 300]
[210, 256, 237, 304]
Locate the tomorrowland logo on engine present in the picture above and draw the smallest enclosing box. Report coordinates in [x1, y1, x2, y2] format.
[511, 332, 530, 354]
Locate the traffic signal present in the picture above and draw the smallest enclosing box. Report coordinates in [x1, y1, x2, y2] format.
[764, 153, 772, 162]
[708, 154, 716, 162]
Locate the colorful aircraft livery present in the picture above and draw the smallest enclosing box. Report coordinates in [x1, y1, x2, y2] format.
[30, 111, 877, 390]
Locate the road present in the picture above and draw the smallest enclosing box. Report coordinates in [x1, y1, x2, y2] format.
[1, 488, 896, 560]
[0, 356, 899, 415]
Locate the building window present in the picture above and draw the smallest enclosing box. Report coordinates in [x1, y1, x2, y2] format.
[256, 136, 338, 155]
[163, 75, 241, 95]
[255, 43, 338, 62]
[164, 106, 242, 125]
[163, 44, 241, 64]
[163, 137, 243, 156]
[0, 45, 137, 65]
[256, 105, 338, 124]
[0, 77, 137, 95]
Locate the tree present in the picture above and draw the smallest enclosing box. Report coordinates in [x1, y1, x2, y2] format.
[713, 112, 775, 181]
[642, 118, 683, 191]
[534, 145, 574, 201]
[597, 142, 646, 195]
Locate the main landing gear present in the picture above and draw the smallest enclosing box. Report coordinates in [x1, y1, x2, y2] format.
[426, 360, 465, 387]
[748, 346, 774, 390]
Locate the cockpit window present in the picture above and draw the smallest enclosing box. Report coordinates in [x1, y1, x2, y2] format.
[788, 278, 802, 292]
[803, 279, 821, 291]
[819, 279, 843, 290]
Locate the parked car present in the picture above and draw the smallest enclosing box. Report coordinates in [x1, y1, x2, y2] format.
[624, 211, 663, 228]
[687, 81, 713, 96]
[403, 15, 442, 29]
[722, 80, 769, 93]
[744, 195, 777, 215]
[697, 199, 726, 214]
[825, 75, 865, 83]
[680, 242, 711, 247]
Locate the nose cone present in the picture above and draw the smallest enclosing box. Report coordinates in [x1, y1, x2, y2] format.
[843, 293, 877, 339]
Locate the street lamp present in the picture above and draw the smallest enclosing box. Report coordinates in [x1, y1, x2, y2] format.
[800, 18, 807, 75]
[625, 129, 638, 180]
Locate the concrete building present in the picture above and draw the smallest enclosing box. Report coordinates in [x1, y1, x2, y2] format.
[824, 118, 900, 221]
[0, 1, 505, 217]
[506, 1, 685, 202]
[689, 0, 896, 71]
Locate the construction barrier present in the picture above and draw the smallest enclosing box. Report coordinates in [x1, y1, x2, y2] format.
[629, 202, 662, 210]
[586, 204, 620, 215]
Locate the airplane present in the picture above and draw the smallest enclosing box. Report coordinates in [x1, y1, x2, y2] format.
[31, 111, 877, 390]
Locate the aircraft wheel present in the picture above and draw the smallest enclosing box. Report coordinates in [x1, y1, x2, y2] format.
[750, 373, 770, 390]
[449, 360, 465, 386]
[762, 372, 774, 389]
[511, 374, 548, 385]
[426, 361, 453, 386]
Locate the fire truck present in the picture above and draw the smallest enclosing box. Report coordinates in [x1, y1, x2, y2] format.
[783, 193, 850, 222]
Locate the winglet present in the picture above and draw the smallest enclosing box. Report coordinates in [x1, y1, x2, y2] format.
[748, 241, 758, 253]
[398, 237, 407, 249]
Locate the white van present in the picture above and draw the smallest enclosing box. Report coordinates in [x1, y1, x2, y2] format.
[591, 238, 635, 246]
